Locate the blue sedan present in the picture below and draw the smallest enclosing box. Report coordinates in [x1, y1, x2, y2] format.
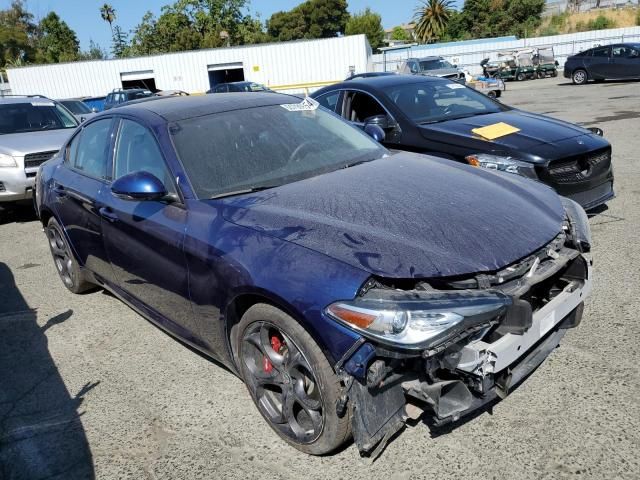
[35, 93, 593, 456]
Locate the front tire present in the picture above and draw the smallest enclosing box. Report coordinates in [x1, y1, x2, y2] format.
[572, 69, 588, 85]
[235, 304, 351, 455]
[516, 72, 526, 81]
[46, 217, 94, 294]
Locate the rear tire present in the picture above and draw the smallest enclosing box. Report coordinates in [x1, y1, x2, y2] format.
[572, 69, 588, 85]
[46, 217, 94, 294]
[234, 303, 351, 455]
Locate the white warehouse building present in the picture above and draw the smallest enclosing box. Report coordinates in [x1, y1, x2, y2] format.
[6, 35, 371, 98]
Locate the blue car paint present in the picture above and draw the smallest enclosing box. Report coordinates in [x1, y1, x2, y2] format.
[37, 99, 565, 372]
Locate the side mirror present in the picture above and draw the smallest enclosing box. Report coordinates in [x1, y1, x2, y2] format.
[364, 124, 386, 143]
[91, 107, 98, 113]
[111, 171, 167, 201]
[364, 114, 393, 130]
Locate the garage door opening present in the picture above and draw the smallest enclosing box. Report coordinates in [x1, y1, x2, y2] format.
[120, 70, 157, 92]
[207, 63, 244, 90]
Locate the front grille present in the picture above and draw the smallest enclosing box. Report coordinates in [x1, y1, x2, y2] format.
[24, 151, 58, 170]
[547, 148, 611, 184]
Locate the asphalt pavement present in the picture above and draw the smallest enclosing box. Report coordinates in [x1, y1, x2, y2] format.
[1, 77, 639, 479]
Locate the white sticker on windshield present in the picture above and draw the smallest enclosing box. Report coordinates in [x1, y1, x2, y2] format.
[280, 97, 319, 112]
[31, 100, 55, 107]
[446, 83, 466, 89]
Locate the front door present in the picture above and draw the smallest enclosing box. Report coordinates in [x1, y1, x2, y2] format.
[611, 45, 640, 78]
[52, 118, 116, 283]
[99, 118, 197, 335]
[586, 46, 611, 79]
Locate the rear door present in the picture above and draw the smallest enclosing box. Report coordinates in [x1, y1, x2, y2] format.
[98, 117, 196, 332]
[51, 118, 116, 282]
[587, 46, 611, 79]
[611, 45, 640, 78]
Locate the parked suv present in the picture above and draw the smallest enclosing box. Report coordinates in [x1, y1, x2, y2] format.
[0, 95, 78, 210]
[104, 88, 154, 110]
[400, 56, 466, 83]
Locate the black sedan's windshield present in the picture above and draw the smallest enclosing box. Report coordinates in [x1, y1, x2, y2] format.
[171, 104, 387, 199]
[384, 81, 505, 124]
[0, 101, 78, 134]
[60, 100, 92, 115]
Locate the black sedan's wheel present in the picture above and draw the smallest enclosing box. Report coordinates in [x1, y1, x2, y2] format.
[572, 69, 588, 85]
[235, 304, 351, 455]
[46, 217, 93, 294]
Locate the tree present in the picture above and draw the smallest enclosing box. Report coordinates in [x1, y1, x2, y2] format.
[111, 25, 128, 58]
[345, 8, 385, 51]
[390, 26, 411, 41]
[36, 12, 80, 63]
[78, 40, 107, 60]
[267, 0, 349, 41]
[414, 0, 453, 43]
[100, 4, 116, 35]
[0, 0, 37, 67]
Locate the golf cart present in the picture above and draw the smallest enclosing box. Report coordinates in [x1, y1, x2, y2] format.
[533, 47, 559, 78]
[481, 50, 536, 81]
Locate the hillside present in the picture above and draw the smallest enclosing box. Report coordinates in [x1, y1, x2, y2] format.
[538, 7, 640, 36]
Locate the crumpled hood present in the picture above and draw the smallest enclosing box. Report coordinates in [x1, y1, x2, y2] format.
[0, 129, 74, 157]
[216, 152, 565, 279]
[421, 110, 592, 154]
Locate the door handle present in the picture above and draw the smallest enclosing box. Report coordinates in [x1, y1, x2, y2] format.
[98, 207, 118, 223]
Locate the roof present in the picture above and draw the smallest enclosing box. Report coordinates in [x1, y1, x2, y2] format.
[116, 92, 301, 122]
[334, 73, 448, 90]
[0, 96, 52, 104]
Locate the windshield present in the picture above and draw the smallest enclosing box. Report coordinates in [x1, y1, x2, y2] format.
[0, 101, 78, 134]
[419, 59, 454, 71]
[61, 100, 92, 115]
[384, 81, 505, 124]
[242, 83, 268, 92]
[170, 104, 387, 199]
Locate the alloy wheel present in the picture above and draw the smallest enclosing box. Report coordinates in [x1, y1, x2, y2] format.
[573, 70, 587, 85]
[47, 224, 75, 289]
[240, 321, 325, 444]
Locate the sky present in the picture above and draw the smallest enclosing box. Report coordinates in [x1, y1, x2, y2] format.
[1, 0, 441, 51]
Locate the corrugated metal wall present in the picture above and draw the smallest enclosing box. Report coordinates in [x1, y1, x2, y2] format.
[7, 35, 370, 98]
[372, 26, 640, 75]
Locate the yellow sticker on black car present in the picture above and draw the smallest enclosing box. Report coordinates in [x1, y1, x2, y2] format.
[472, 122, 521, 140]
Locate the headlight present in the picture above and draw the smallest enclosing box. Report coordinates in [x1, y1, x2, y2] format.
[562, 197, 591, 252]
[466, 153, 537, 179]
[0, 153, 17, 168]
[326, 290, 510, 350]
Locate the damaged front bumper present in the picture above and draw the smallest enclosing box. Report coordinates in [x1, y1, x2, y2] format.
[333, 237, 592, 457]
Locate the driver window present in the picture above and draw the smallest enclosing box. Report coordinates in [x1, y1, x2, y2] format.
[114, 119, 175, 194]
[343, 92, 387, 123]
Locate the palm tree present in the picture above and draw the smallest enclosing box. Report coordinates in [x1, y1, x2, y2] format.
[413, 0, 452, 44]
[100, 4, 116, 36]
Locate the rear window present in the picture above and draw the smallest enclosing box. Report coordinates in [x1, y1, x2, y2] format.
[0, 101, 78, 134]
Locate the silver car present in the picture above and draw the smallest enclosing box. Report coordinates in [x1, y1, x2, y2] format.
[400, 56, 466, 83]
[0, 96, 78, 208]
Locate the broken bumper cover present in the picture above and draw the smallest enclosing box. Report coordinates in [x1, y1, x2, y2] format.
[337, 248, 592, 456]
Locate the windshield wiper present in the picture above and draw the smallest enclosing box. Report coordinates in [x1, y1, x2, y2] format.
[343, 156, 381, 169]
[420, 111, 497, 125]
[209, 185, 278, 199]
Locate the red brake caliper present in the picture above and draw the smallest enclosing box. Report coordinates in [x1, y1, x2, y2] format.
[263, 334, 283, 373]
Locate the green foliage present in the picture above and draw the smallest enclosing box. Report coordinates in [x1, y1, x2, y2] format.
[587, 15, 615, 30]
[636, 9, 640, 26]
[390, 26, 411, 41]
[345, 8, 384, 50]
[549, 12, 568, 29]
[111, 25, 128, 58]
[444, 0, 545, 41]
[36, 12, 80, 63]
[129, 0, 269, 56]
[414, 0, 453, 43]
[78, 40, 107, 60]
[0, 0, 37, 67]
[538, 25, 559, 36]
[267, 0, 349, 41]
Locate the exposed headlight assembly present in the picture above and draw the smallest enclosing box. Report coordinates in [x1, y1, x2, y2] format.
[465, 153, 537, 179]
[562, 196, 592, 252]
[326, 290, 510, 350]
[0, 153, 17, 168]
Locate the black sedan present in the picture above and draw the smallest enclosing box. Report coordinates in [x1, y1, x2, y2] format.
[312, 75, 614, 210]
[564, 43, 640, 85]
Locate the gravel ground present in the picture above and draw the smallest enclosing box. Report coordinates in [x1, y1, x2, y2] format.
[1, 77, 639, 480]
